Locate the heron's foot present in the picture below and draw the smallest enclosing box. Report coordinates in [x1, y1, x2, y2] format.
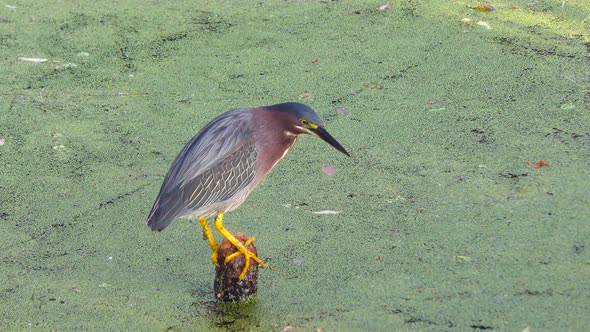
[224, 238, 255, 264]
[214, 212, 267, 280]
[224, 237, 267, 279]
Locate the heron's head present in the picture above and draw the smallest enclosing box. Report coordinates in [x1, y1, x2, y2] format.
[262, 102, 350, 157]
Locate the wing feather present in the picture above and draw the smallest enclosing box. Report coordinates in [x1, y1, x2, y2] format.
[147, 109, 256, 231]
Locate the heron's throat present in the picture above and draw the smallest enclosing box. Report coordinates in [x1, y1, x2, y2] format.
[253, 135, 297, 181]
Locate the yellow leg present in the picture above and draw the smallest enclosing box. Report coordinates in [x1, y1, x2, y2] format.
[214, 212, 267, 280]
[199, 217, 219, 265]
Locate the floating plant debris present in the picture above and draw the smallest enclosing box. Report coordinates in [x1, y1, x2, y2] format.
[335, 107, 350, 116]
[473, 5, 496, 12]
[322, 165, 337, 176]
[312, 210, 342, 215]
[528, 160, 551, 169]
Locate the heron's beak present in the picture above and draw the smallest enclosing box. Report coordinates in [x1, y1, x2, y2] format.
[311, 126, 351, 157]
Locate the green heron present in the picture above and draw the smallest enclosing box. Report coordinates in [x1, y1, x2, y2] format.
[147, 102, 350, 279]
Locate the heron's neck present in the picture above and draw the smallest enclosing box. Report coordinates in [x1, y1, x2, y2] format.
[251, 108, 299, 177]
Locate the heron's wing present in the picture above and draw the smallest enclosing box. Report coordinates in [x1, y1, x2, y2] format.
[181, 141, 257, 211]
[169, 109, 253, 187]
[147, 109, 256, 231]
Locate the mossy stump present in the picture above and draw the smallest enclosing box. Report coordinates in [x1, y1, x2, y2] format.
[214, 233, 259, 302]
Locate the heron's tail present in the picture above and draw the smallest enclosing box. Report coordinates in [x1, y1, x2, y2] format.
[146, 193, 182, 232]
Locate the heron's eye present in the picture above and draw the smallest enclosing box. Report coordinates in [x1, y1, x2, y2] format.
[300, 119, 309, 126]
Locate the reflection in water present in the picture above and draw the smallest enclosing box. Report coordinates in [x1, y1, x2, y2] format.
[194, 299, 259, 331]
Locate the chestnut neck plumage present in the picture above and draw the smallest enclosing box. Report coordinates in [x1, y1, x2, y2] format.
[250, 108, 302, 181]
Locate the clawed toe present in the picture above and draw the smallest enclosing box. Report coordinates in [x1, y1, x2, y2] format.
[224, 237, 266, 280]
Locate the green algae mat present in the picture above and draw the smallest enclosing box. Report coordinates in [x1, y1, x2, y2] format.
[1, 1, 589, 331]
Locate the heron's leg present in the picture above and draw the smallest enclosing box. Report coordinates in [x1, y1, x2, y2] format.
[199, 217, 219, 265]
[214, 212, 267, 280]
